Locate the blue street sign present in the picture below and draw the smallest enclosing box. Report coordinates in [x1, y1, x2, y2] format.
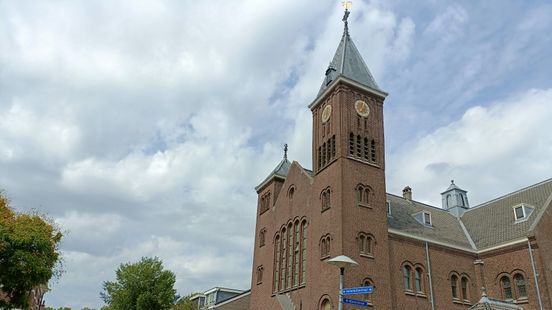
[342, 297, 369, 307]
[341, 286, 374, 295]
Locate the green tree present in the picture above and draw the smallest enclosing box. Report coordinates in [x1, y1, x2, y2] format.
[0, 192, 63, 309]
[101, 257, 176, 310]
[171, 293, 198, 310]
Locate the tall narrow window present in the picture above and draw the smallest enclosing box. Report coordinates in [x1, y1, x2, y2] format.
[321, 188, 331, 211]
[280, 228, 286, 290]
[274, 235, 280, 292]
[415, 268, 423, 293]
[461, 277, 468, 301]
[331, 135, 336, 159]
[356, 135, 362, 157]
[363, 137, 369, 160]
[293, 222, 300, 286]
[259, 229, 266, 247]
[514, 274, 527, 298]
[501, 276, 512, 300]
[301, 221, 307, 284]
[370, 139, 376, 162]
[257, 266, 263, 284]
[403, 265, 412, 290]
[326, 140, 331, 164]
[287, 224, 293, 289]
[318, 146, 322, 170]
[451, 275, 458, 298]
[322, 143, 326, 166]
[349, 133, 354, 155]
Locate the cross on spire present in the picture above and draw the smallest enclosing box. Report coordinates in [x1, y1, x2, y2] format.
[342, 1, 352, 34]
[284, 144, 288, 160]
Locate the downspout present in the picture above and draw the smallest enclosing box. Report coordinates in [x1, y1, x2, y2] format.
[528, 239, 544, 310]
[425, 241, 435, 310]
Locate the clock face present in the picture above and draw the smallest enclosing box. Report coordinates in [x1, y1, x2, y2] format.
[321, 105, 332, 123]
[355, 100, 370, 118]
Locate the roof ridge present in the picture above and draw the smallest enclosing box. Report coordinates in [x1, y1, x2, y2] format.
[466, 177, 552, 211]
[386, 193, 446, 211]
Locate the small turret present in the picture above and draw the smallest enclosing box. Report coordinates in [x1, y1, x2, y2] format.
[441, 180, 469, 217]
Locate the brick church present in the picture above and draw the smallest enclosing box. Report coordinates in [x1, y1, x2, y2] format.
[249, 7, 552, 310]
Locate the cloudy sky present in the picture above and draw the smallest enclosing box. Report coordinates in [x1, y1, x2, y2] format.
[1, 0, 552, 308]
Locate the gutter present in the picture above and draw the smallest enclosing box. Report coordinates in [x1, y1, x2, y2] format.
[425, 242, 435, 310]
[527, 239, 544, 310]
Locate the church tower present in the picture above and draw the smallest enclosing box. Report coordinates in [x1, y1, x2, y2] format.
[308, 4, 392, 307]
[250, 5, 392, 309]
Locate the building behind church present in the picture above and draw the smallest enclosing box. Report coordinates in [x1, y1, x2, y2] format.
[249, 7, 552, 310]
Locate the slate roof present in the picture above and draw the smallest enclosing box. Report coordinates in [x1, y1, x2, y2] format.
[318, 23, 382, 97]
[462, 178, 552, 249]
[387, 178, 552, 251]
[386, 194, 474, 249]
[255, 158, 291, 191]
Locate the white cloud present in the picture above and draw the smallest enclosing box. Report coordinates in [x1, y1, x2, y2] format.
[389, 88, 552, 206]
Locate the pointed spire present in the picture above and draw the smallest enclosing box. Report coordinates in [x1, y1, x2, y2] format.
[317, 2, 383, 97]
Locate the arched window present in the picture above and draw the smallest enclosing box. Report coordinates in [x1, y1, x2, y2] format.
[259, 228, 266, 247]
[357, 233, 373, 256]
[446, 194, 452, 208]
[451, 275, 458, 298]
[273, 235, 280, 292]
[501, 276, 513, 300]
[301, 220, 308, 284]
[293, 221, 300, 287]
[461, 277, 468, 301]
[356, 185, 371, 206]
[280, 228, 286, 290]
[320, 297, 332, 310]
[257, 266, 263, 284]
[287, 224, 293, 289]
[403, 265, 412, 290]
[273, 220, 308, 292]
[320, 235, 331, 259]
[415, 268, 423, 293]
[514, 274, 527, 298]
[362, 278, 374, 304]
[321, 188, 331, 211]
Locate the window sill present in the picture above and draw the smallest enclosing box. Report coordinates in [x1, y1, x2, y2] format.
[347, 156, 380, 168]
[360, 253, 374, 259]
[452, 298, 462, 304]
[404, 290, 416, 296]
[321, 206, 331, 213]
[256, 281, 262, 285]
[320, 255, 331, 260]
[358, 203, 372, 209]
[463, 300, 471, 305]
[515, 298, 529, 304]
[272, 284, 306, 296]
[416, 292, 427, 298]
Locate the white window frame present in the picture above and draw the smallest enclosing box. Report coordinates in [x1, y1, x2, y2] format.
[512, 203, 533, 223]
[423, 211, 432, 226]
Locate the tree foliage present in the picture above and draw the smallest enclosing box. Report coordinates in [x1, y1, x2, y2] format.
[0, 192, 63, 309]
[101, 257, 176, 310]
[171, 293, 198, 310]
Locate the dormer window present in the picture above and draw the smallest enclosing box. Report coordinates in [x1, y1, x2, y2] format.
[413, 211, 432, 227]
[513, 204, 534, 223]
[423, 212, 431, 225]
